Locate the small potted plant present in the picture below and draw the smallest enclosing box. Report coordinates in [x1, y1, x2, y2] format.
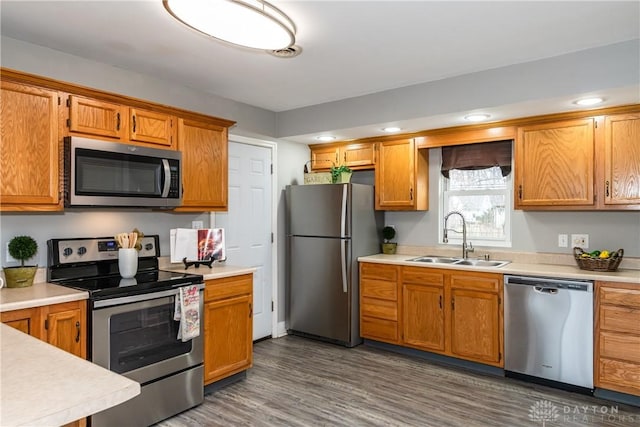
[4, 235, 39, 288]
[381, 226, 397, 254]
[331, 165, 352, 183]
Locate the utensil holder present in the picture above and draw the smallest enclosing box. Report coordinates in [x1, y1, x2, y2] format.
[118, 248, 138, 278]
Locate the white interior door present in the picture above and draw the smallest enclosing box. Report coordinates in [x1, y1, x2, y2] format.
[216, 141, 273, 340]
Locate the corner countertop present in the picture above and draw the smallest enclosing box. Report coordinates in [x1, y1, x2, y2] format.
[358, 254, 640, 285]
[0, 282, 89, 313]
[0, 323, 140, 426]
[162, 263, 257, 281]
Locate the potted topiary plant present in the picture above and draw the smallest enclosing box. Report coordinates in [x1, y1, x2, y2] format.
[381, 226, 397, 254]
[331, 165, 352, 183]
[4, 235, 39, 288]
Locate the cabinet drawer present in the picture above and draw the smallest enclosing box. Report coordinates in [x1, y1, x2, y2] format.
[402, 267, 444, 286]
[361, 317, 398, 342]
[361, 297, 397, 321]
[205, 274, 253, 301]
[361, 263, 398, 281]
[600, 286, 640, 309]
[450, 272, 501, 292]
[600, 305, 640, 334]
[598, 358, 640, 396]
[361, 278, 397, 301]
[600, 331, 640, 363]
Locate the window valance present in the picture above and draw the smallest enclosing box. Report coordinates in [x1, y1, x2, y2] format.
[441, 140, 513, 178]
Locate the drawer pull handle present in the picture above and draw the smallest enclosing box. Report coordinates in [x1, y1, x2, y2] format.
[75, 321, 80, 343]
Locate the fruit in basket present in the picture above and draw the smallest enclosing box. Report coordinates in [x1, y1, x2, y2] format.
[589, 250, 601, 257]
[599, 250, 610, 259]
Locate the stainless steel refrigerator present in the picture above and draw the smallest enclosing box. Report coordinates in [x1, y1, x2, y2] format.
[286, 183, 383, 347]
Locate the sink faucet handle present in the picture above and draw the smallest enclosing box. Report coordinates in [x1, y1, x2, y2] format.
[467, 241, 474, 251]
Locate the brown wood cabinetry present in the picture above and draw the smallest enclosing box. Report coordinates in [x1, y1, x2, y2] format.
[177, 118, 228, 211]
[1, 300, 87, 359]
[602, 113, 640, 207]
[375, 138, 429, 211]
[0, 81, 61, 211]
[515, 118, 595, 208]
[402, 267, 445, 352]
[359, 263, 401, 344]
[129, 108, 175, 147]
[203, 274, 253, 385]
[595, 281, 640, 396]
[309, 142, 375, 171]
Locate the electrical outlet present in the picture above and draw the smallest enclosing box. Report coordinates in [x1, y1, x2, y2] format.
[571, 234, 589, 249]
[191, 221, 203, 229]
[558, 234, 568, 248]
[6, 243, 17, 263]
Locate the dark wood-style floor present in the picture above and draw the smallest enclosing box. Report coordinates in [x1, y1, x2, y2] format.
[157, 336, 639, 426]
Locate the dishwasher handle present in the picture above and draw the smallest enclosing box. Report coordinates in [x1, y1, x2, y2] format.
[534, 286, 558, 294]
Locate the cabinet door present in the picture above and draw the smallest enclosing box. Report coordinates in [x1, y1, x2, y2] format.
[402, 284, 445, 352]
[1, 81, 60, 210]
[376, 139, 416, 209]
[1, 307, 42, 338]
[129, 108, 176, 148]
[603, 113, 640, 206]
[203, 294, 253, 385]
[44, 301, 86, 359]
[515, 118, 595, 208]
[310, 146, 339, 171]
[68, 95, 125, 139]
[177, 118, 228, 211]
[450, 289, 501, 365]
[342, 143, 375, 169]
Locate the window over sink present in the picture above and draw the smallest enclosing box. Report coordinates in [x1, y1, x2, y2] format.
[440, 144, 512, 247]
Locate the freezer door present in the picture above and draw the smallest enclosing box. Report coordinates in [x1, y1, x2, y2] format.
[289, 236, 351, 343]
[287, 184, 350, 237]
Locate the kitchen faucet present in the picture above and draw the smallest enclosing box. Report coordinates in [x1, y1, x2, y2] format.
[443, 210, 474, 259]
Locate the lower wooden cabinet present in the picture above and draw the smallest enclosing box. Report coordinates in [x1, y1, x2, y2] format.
[360, 263, 401, 344]
[203, 274, 253, 385]
[595, 281, 640, 396]
[360, 263, 503, 367]
[2, 300, 87, 427]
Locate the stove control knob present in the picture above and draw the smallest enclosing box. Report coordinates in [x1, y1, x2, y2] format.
[63, 247, 73, 257]
[145, 243, 153, 251]
[77, 246, 87, 256]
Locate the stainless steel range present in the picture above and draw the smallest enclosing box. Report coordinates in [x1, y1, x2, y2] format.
[47, 235, 204, 427]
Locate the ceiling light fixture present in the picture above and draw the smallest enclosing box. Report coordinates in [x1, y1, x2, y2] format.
[464, 113, 491, 122]
[164, 0, 296, 50]
[574, 97, 603, 106]
[315, 136, 336, 142]
[382, 127, 401, 133]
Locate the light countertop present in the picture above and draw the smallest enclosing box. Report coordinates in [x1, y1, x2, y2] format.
[162, 262, 256, 281]
[0, 282, 89, 312]
[0, 323, 140, 426]
[359, 254, 640, 285]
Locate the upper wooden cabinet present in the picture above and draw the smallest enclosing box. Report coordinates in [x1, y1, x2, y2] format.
[309, 142, 375, 171]
[67, 95, 176, 148]
[514, 118, 595, 209]
[177, 118, 228, 211]
[602, 113, 640, 207]
[1, 81, 61, 211]
[375, 138, 428, 211]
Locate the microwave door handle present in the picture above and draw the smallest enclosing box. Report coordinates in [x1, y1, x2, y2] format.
[161, 159, 171, 197]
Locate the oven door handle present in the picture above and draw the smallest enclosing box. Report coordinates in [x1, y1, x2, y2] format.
[93, 282, 204, 308]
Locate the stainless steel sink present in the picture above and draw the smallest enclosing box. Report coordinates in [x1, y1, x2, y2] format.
[407, 255, 510, 268]
[453, 259, 511, 268]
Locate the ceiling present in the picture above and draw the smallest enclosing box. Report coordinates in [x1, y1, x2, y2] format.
[2, 1, 639, 144]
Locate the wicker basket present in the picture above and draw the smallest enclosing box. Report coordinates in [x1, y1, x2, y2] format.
[303, 160, 333, 185]
[573, 247, 624, 272]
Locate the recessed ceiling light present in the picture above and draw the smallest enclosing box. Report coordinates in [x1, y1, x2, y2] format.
[382, 127, 401, 133]
[574, 97, 603, 106]
[464, 114, 491, 122]
[315, 136, 336, 142]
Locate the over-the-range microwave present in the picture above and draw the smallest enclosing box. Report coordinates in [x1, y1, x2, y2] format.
[64, 136, 182, 208]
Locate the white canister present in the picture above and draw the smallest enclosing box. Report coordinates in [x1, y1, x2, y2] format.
[118, 248, 138, 279]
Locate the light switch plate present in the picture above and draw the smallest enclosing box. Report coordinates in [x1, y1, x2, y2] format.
[191, 221, 204, 229]
[558, 234, 568, 248]
[571, 234, 589, 249]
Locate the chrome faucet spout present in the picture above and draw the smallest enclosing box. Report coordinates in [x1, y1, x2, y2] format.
[443, 210, 474, 259]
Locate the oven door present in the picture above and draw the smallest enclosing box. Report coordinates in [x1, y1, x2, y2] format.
[91, 284, 204, 385]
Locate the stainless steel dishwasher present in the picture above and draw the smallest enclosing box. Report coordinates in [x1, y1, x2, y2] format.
[504, 275, 594, 390]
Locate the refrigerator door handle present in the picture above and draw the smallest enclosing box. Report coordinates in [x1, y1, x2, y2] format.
[341, 239, 348, 293]
[340, 184, 348, 238]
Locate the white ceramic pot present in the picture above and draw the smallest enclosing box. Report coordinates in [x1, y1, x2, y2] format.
[118, 248, 138, 279]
